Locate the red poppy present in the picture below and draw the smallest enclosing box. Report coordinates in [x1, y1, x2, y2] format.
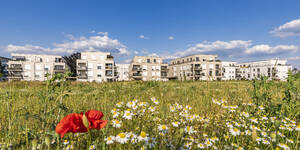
[85, 110, 108, 130]
[55, 110, 107, 138]
[55, 113, 88, 138]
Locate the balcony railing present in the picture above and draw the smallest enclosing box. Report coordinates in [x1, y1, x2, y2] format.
[77, 66, 87, 70]
[77, 75, 88, 79]
[8, 74, 23, 78]
[105, 66, 113, 70]
[7, 67, 23, 71]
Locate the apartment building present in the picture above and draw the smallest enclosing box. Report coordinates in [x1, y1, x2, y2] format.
[129, 56, 168, 81]
[237, 59, 292, 80]
[221, 61, 238, 80]
[116, 64, 130, 81]
[168, 54, 222, 80]
[0, 56, 11, 81]
[7, 53, 66, 81]
[76, 52, 117, 82]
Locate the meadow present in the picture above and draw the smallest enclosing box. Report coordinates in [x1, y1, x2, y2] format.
[0, 75, 299, 150]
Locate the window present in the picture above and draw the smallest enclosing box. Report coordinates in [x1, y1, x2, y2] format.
[36, 64, 41, 70]
[147, 59, 150, 63]
[97, 66, 102, 69]
[88, 63, 93, 69]
[196, 57, 199, 61]
[88, 71, 93, 76]
[25, 64, 31, 70]
[143, 65, 147, 70]
[97, 74, 101, 77]
[154, 59, 156, 63]
[143, 71, 147, 76]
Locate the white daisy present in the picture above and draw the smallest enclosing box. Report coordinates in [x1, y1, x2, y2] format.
[112, 119, 122, 128]
[105, 136, 115, 144]
[138, 131, 148, 142]
[116, 133, 129, 144]
[123, 110, 133, 120]
[229, 128, 240, 136]
[172, 121, 180, 127]
[185, 126, 196, 134]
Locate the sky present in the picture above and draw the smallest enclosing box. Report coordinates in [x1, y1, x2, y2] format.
[0, 0, 300, 68]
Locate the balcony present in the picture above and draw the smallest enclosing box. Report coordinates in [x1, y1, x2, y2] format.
[132, 73, 142, 77]
[105, 66, 113, 70]
[8, 74, 23, 79]
[77, 75, 88, 79]
[54, 65, 65, 72]
[7, 66, 23, 71]
[77, 66, 87, 70]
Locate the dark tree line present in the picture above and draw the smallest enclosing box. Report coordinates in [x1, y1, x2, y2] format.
[62, 52, 81, 77]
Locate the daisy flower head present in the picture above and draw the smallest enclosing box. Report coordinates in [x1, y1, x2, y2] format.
[116, 102, 123, 107]
[158, 124, 169, 132]
[123, 110, 133, 120]
[229, 128, 241, 136]
[126, 101, 136, 108]
[250, 117, 258, 124]
[116, 132, 129, 144]
[185, 126, 196, 134]
[138, 131, 148, 142]
[295, 124, 300, 131]
[63, 140, 69, 145]
[112, 111, 119, 118]
[172, 121, 180, 127]
[277, 143, 290, 150]
[105, 136, 115, 144]
[205, 139, 213, 147]
[198, 143, 205, 149]
[151, 97, 159, 105]
[112, 119, 122, 128]
[89, 145, 96, 150]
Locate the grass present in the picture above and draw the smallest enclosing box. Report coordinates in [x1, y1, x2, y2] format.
[0, 78, 299, 149]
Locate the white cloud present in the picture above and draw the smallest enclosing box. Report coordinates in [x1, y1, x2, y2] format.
[90, 30, 96, 33]
[97, 32, 108, 36]
[6, 33, 129, 55]
[245, 44, 298, 54]
[168, 36, 174, 40]
[271, 19, 300, 37]
[174, 40, 252, 57]
[287, 56, 300, 61]
[139, 35, 149, 39]
[171, 40, 298, 58]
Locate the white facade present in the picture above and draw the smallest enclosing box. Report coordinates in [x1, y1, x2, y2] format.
[7, 53, 66, 81]
[77, 52, 116, 82]
[237, 59, 292, 81]
[221, 61, 237, 80]
[116, 64, 129, 81]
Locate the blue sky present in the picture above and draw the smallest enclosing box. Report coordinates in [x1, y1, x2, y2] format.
[0, 0, 300, 68]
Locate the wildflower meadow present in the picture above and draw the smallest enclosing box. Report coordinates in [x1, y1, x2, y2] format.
[0, 74, 299, 150]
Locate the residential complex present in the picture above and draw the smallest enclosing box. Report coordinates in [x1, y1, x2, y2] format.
[1, 52, 293, 82]
[116, 64, 130, 81]
[237, 59, 292, 80]
[76, 52, 117, 82]
[168, 54, 222, 80]
[221, 61, 238, 80]
[129, 56, 168, 81]
[6, 53, 66, 81]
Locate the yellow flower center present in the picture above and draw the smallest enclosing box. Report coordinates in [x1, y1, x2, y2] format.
[118, 133, 126, 138]
[162, 125, 167, 130]
[234, 128, 239, 132]
[140, 131, 146, 138]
